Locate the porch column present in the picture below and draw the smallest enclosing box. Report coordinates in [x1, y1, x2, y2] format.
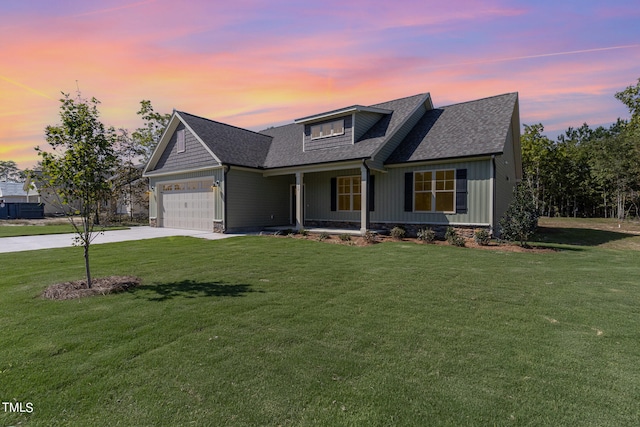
[360, 164, 370, 234]
[295, 172, 304, 231]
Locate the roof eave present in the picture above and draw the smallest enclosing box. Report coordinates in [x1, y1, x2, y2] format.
[294, 106, 393, 124]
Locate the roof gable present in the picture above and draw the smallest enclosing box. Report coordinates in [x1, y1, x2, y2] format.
[385, 93, 518, 164]
[179, 112, 273, 168]
[144, 111, 273, 175]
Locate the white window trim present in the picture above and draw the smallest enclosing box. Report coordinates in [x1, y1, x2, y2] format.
[337, 175, 361, 212]
[310, 119, 345, 140]
[413, 169, 456, 214]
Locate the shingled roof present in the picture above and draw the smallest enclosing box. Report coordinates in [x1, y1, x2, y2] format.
[178, 111, 273, 169]
[148, 91, 518, 174]
[385, 93, 518, 164]
[261, 93, 429, 169]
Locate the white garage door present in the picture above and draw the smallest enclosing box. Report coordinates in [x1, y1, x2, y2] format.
[160, 181, 214, 231]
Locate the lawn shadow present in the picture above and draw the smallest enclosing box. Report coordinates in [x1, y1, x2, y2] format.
[131, 280, 259, 302]
[533, 226, 636, 247]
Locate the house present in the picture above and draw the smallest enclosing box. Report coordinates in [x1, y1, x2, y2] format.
[143, 92, 522, 236]
[0, 181, 39, 203]
[106, 164, 149, 219]
[0, 181, 44, 219]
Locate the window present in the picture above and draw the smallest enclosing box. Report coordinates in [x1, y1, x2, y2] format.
[311, 119, 345, 140]
[414, 169, 455, 212]
[337, 176, 361, 211]
[177, 129, 185, 153]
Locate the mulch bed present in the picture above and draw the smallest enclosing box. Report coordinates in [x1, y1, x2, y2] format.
[41, 276, 141, 300]
[272, 233, 556, 253]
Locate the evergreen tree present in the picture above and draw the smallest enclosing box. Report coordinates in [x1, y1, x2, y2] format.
[500, 182, 539, 245]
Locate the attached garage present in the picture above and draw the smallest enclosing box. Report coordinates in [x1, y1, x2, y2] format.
[159, 181, 214, 231]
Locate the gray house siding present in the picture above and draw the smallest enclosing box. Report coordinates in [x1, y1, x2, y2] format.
[376, 160, 492, 226]
[354, 112, 384, 141]
[304, 169, 362, 223]
[304, 115, 353, 151]
[303, 160, 491, 227]
[493, 126, 518, 231]
[151, 124, 219, 172]
[226, 168, 293, 231]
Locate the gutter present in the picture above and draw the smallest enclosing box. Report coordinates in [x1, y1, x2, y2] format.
[222, 165, 229, 233]
[490, 155, 496, 235]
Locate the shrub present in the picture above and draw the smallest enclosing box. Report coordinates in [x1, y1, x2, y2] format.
[390, 226, 406, 240]
[339, 233, 352, 241]
[417, 227, 436, 243]
[445, 227, 465, 247]
[300, 229, 309, 237]
[363, 230, 378, 244]
[474, 229, 491, 246]
[317, 232, 329, 241]
[499, 183, 539, 245]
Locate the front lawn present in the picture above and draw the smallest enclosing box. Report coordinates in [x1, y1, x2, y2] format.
[1, 233, 639, 425]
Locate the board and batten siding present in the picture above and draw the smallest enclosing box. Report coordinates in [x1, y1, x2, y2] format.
[304, 161, 491, 226]
[148, 168, 224, 220]
[225, 168, 293, 231]
[304, 168, 362, 222]
[150, 123, 219, 172]
[493, 125, 518, 231]
[374, 160, 492, 226]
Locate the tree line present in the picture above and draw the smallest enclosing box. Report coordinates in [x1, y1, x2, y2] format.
[521, 78, 640, 220]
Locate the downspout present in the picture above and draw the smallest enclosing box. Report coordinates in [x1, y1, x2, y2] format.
[222, 165, 229, 233]
[490, 155, 496, 236]
[362, 159, 371, 233]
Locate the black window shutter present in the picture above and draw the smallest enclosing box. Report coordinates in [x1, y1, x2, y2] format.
[368, 175, 375, 212]
[330, 177, 337, 211]
[404, 172, 413, 212]
[456, 169, 468, 214]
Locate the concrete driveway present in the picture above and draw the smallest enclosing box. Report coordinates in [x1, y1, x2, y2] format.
[0, 227, 243, 253]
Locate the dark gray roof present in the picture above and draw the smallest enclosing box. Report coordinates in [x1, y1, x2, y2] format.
[178, 111, 273, 168]
[261, 93, 428, 169]
[168, 92, 516, 171]
[386, 93, 518, 164]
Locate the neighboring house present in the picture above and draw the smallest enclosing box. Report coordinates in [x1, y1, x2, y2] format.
[0, 181, 44, 219]
[143, 92, 522, 235]
[0, 181, 39, 203]
[107, 164, 149, 218]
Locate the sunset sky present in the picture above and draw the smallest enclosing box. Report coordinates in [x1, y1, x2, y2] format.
[2, 0, 639, 169]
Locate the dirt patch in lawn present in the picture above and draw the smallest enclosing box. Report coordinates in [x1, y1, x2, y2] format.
[41, 276, 141, 300]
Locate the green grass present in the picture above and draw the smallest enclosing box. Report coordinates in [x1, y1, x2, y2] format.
[1, 226, 640, 426]
[0, 224, 129, 237]
[534, 217, 640, 250]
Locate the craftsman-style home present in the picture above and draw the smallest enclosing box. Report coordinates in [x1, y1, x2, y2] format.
[143, 92, 522, 236]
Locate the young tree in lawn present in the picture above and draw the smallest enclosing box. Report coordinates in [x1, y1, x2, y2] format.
[36, 93, 118, 288]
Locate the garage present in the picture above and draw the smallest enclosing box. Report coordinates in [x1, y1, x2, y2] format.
[159, 181, 214, 231]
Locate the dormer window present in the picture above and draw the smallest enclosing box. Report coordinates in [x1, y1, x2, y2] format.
[311, 119, 345, 140]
